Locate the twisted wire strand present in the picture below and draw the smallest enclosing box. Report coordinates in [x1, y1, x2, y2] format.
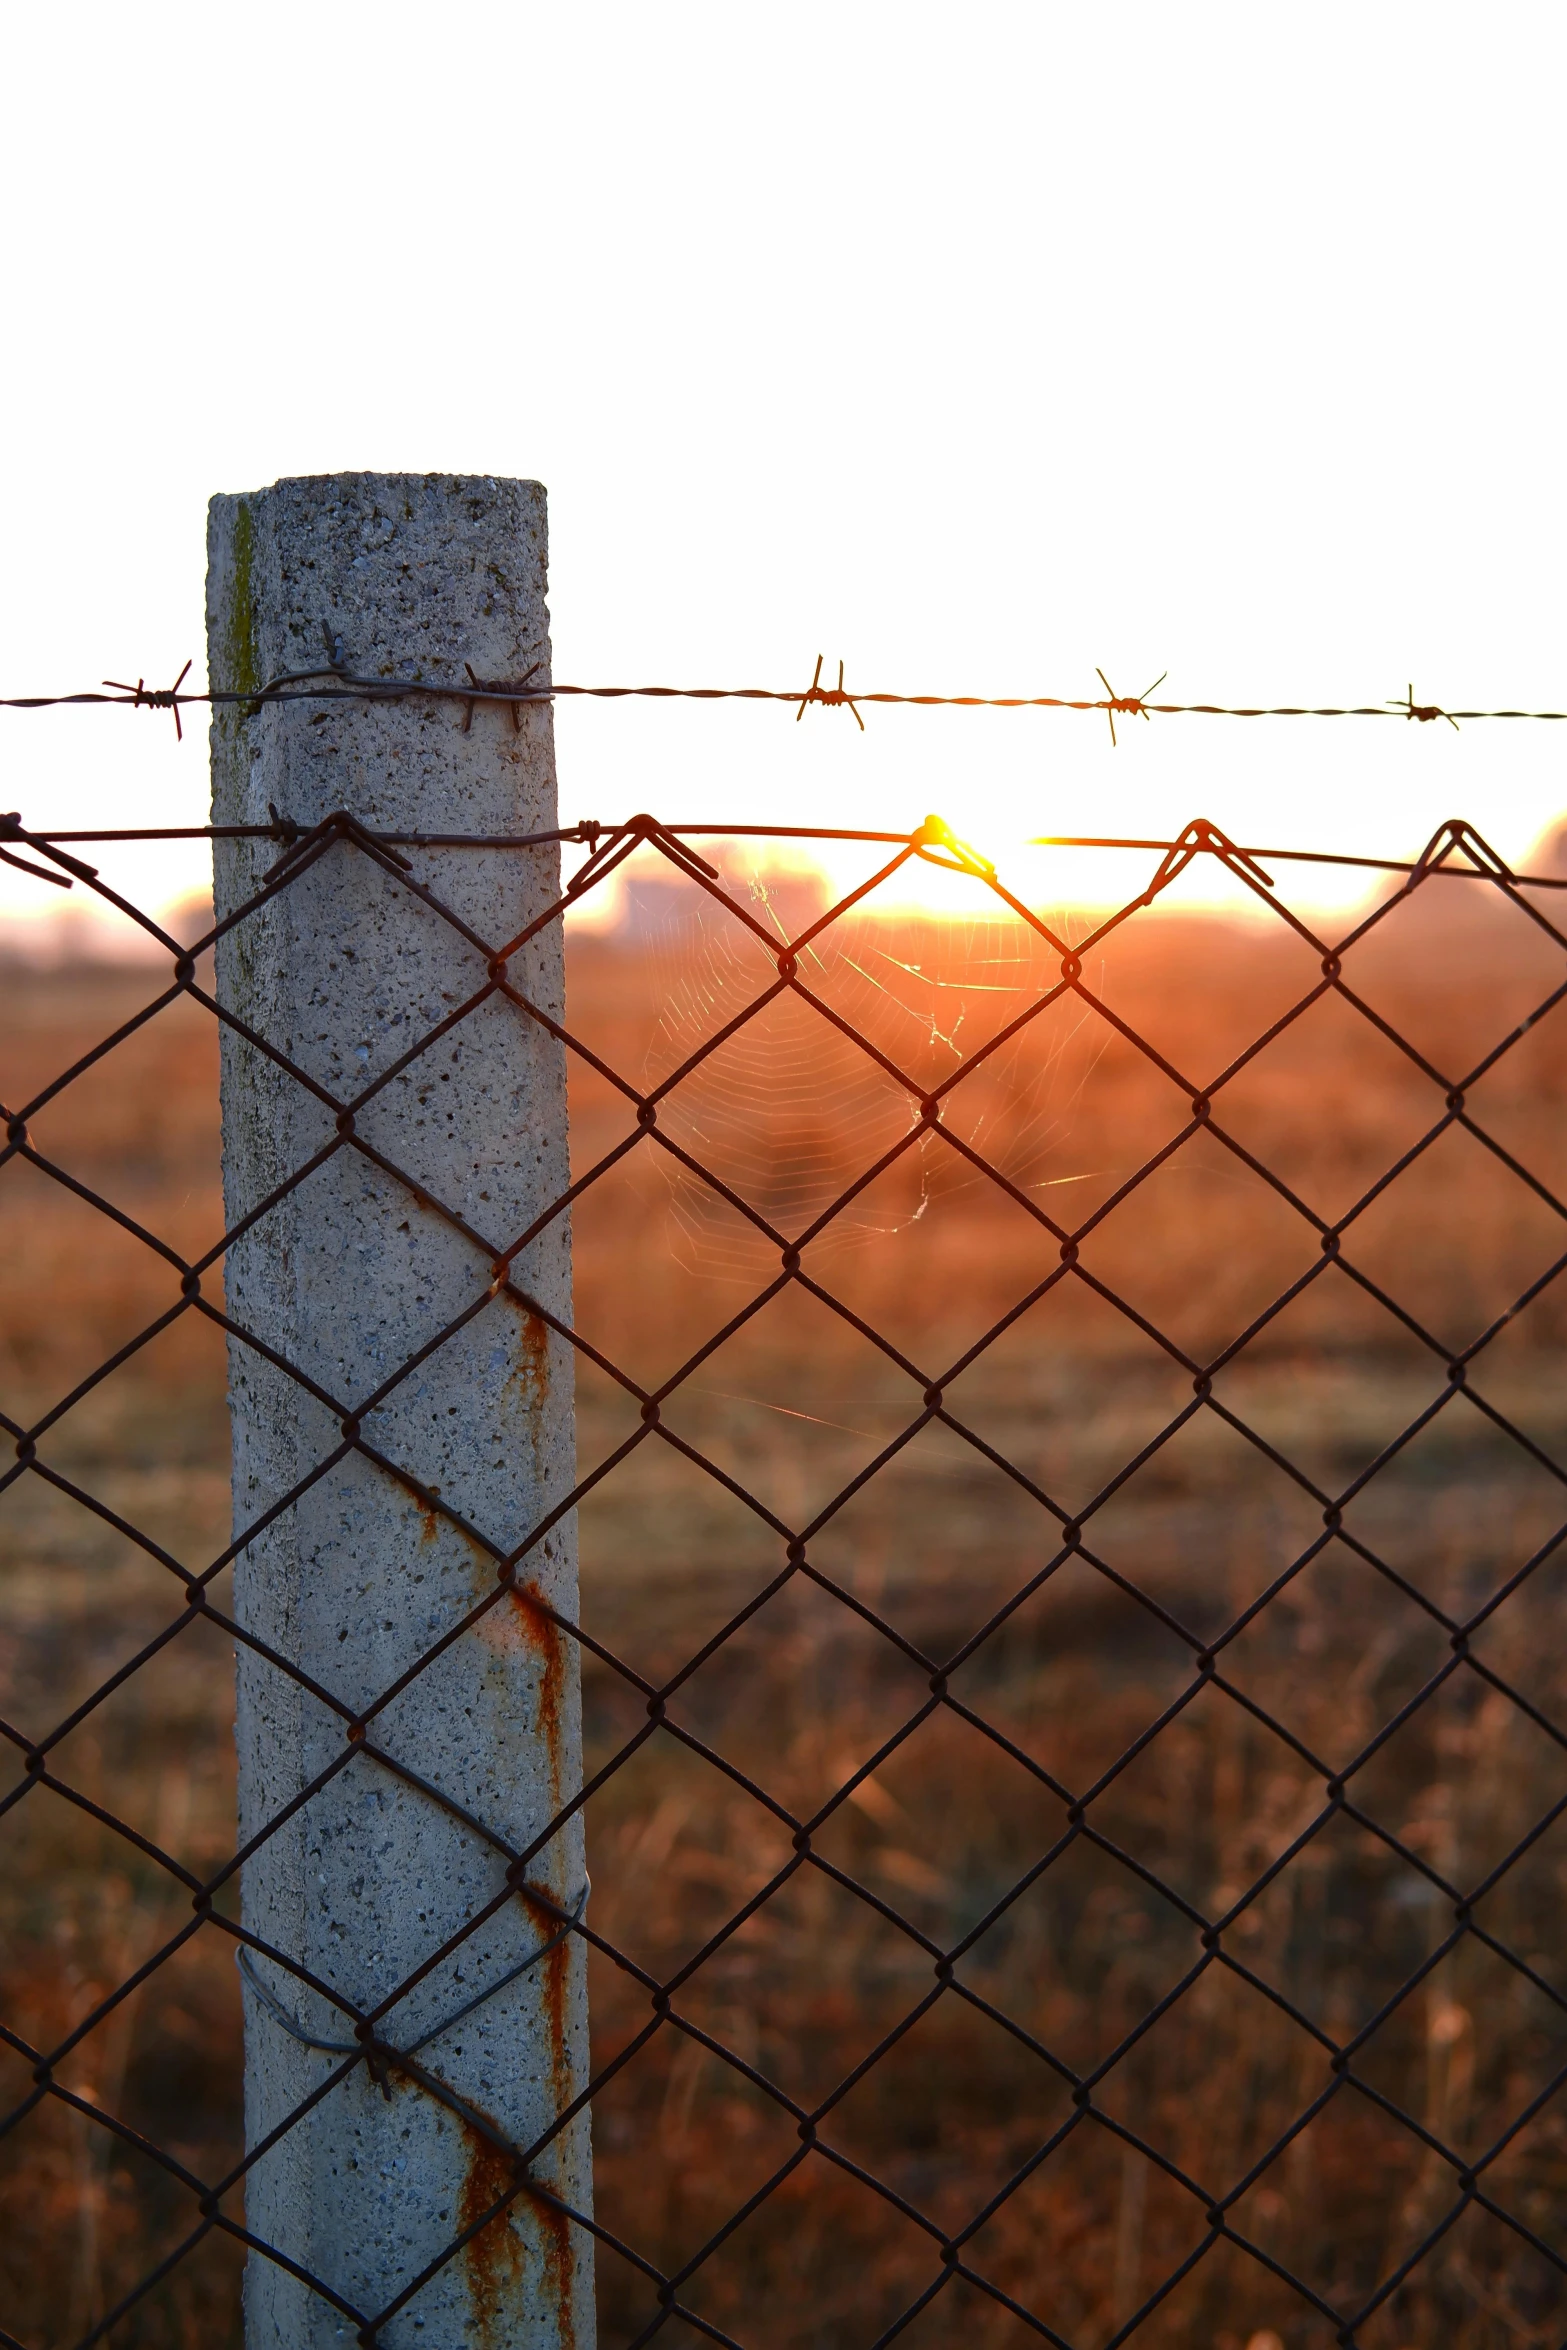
[1, 649, 1561, 728]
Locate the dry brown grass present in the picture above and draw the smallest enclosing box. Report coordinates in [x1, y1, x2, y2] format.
[3, 864, 1567, 2348]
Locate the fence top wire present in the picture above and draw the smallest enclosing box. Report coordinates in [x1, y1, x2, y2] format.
[5, 791, 1567, 2348]
[3, 640, 1567, 735]
[5, 804, 1567, 916]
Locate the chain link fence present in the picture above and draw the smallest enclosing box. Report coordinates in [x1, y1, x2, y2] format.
[3, 803, 1566, 2348]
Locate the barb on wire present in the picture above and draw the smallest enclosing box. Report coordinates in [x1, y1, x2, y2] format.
[1389, 681, 1460, 731]
[795, 653, 865, 729]
[461, 660, 539, 733]
[1095, 667, 1167, 747]
[100, 658, 193, 741]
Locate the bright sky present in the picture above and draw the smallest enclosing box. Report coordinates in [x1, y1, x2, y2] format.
[2, 2, 1565, 938]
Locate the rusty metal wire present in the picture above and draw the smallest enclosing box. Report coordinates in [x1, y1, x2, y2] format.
[3, 792, 1567, 2347]
[4, 636, 1567, 730]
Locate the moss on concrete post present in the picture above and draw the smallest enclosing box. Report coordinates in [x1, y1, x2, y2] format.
[207, 474, 592, 2349]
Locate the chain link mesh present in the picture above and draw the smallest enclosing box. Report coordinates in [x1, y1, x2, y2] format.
[3, 805, 1566, 2348]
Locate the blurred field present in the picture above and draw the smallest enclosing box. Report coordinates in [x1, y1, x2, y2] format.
[3, 853, 1567, 2348]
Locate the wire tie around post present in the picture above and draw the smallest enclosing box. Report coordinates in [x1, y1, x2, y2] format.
[235, 1879, 590, 2096]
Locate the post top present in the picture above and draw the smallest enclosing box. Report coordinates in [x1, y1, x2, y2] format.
[205, 468, 556, 835]
[208, 469, 546, 511]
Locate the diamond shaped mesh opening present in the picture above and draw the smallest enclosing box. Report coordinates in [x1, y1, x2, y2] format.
[3, 808, 1566, 2349]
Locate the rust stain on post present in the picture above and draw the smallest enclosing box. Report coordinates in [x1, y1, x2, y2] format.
[509, 1303, 552, 1408]
[535, 2191, 579, 2350]
[506, 1582, 567, 1804]
[458, 2121, 528, 2346]
[530, 1896, 576, 2119]
[506, 1296, 554, 1493]
[457, 2116, 579, 2350]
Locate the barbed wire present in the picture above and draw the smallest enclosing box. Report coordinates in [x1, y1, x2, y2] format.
[3, 642, 1567, 736]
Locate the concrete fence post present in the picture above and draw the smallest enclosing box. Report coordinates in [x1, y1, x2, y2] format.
[206, 474, 592, 2348]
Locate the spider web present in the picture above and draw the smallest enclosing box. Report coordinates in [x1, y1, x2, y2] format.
[627, 861, 1108, 1281]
